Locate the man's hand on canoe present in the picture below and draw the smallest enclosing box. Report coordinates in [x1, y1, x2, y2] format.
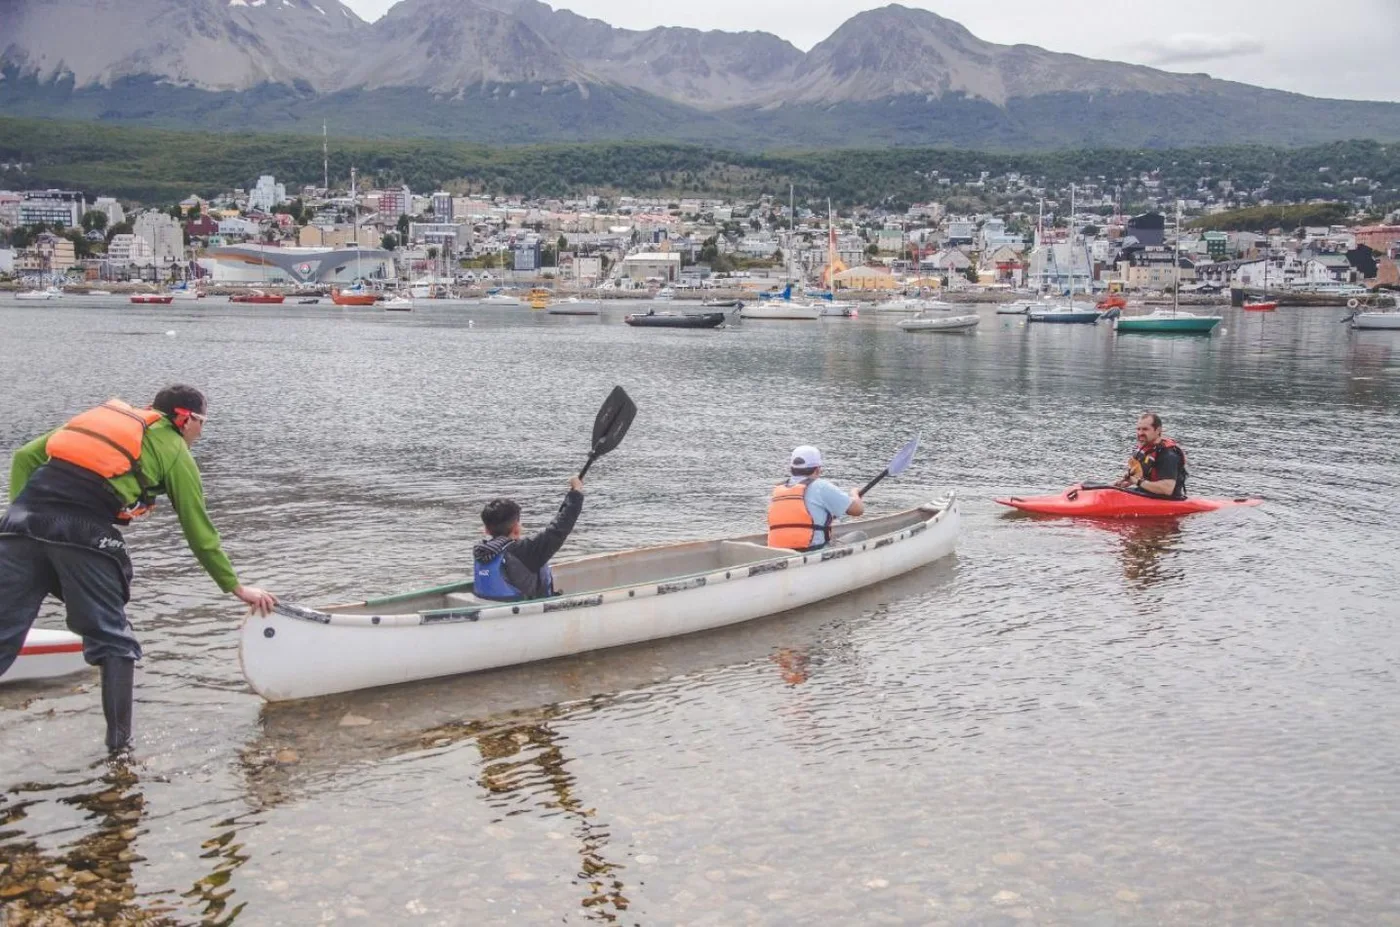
[235, 584, 279, 617]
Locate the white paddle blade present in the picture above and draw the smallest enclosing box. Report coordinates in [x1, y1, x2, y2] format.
[887, 434, 921, 476]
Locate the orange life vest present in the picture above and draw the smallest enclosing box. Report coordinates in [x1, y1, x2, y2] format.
[45, 400, 164, 522]
[767, 479, 832, 550]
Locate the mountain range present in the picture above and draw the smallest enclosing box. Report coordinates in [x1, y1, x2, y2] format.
[3, 0, 1400, 149]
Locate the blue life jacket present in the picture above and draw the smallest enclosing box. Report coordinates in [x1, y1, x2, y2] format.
[473, 536, 554, 602]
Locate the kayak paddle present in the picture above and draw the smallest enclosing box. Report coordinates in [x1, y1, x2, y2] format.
[579, 386, 637, 479]
[858, 434, 920, 498]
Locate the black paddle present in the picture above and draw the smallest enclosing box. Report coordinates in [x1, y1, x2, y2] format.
[858, 434, 921, 498]
[578, 386, 637, 479]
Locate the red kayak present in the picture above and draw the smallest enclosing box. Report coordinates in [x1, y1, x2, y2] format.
[1243, 301, 1277, 312]
[996, 485, 1262, 518]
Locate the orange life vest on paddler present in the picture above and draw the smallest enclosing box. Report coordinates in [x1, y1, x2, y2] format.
[44, 400, 164, 522]
[767, 479, 832, 550]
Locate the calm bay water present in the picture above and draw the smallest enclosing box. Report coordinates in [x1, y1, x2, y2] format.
[1, 299, 1397, 925]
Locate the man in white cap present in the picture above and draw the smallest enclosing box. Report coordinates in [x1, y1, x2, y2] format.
[766, 445, 866, 551]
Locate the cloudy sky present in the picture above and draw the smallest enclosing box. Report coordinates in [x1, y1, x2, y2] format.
[340, 0, 1400, 102]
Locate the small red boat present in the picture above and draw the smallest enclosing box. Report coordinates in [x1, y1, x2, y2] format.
[130, 294, 175, 304]
[996, 484, 1262, 518]
[229, 290, 286, 305]
[1096, 294, 1128, 311]
[1243, 301, 1277, 312]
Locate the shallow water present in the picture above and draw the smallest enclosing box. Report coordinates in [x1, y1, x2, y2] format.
[1, 299, 1397, 925]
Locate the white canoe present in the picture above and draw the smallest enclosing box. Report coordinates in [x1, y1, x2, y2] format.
[240, 494, 960, 701]
[899, 314, 980, 333]
[2, 629, 88, 684]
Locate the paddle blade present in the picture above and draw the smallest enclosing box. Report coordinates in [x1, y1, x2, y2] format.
[887, 433, 921, 477]
[590, 386, 637, 458]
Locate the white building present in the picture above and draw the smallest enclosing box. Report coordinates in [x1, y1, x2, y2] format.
[106, 233, 155, 265]
[620, 251, 682, 282]
[574, 256, 603, 284]
[134, 212, 184, 264]
[93, 197, 125, 227]
[248, 175, 287, 213]
[218, 217, 261, 239]
[19, 190, 85, 228]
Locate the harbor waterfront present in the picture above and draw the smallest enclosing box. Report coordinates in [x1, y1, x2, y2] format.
[1, 299, 1398, 924]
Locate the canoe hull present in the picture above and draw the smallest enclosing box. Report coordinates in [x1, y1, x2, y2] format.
[1, 629, 89, 684]
[996, 486, 1260, 518]
[240, 496, 960, 701]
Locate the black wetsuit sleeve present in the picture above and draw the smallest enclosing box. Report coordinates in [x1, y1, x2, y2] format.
[508, 490, 584, 572]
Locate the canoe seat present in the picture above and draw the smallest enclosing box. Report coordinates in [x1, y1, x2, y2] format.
[444, 592, 485, 608]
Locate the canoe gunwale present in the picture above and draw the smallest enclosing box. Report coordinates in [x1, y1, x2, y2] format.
[265, 497, 952, 631]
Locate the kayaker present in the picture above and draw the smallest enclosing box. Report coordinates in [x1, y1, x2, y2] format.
[0, 386, 278, 752]
[767, 446, 866, 551]
[1116, 412, 1188, 499]
[474, 476, 584, 602]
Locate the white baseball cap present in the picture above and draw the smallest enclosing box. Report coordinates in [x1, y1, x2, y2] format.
[790, 445, 823, 470]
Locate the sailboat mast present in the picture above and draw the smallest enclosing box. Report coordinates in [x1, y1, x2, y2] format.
[323, 122, 329, 192]
[1069, 184, 1076, 305]
[1174, 201, 1181, 316]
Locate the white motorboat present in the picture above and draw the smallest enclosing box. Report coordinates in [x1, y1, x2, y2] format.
[86, 289, 113, 296]
[1350, 311, 1400, 330]
[240, 495, 960, 701]
[740, 302, 822, 320]
[819, 301, 857, 317]
[1, 629, 89, 684]
[382, 295, 415, 311]
[899, 313, 981, 333]
[13, 287, 64, 301]
[996, 300, 1041, 315]
[481, 292, 520, 304]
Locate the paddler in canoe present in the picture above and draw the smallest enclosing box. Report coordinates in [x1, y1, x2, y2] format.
[473, 476, 585, 602]
[766, 445, 867, 551]
[1115, 412, 1187, 499]
[1, 385, 278, 751]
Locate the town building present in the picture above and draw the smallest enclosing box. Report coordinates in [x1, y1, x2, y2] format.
[16, 233, 77, 272]
[248, 175, 287, 213]
[198, 245, 395, 284]
[431, 192, 454, 222]
[19, 190, 85, 228]
[93, 197, 126, 227]
[378, 186, 412, 219]
[620, 251, 682, 282]
[107, 234, 156, 265]
[134, 212, 184, 263]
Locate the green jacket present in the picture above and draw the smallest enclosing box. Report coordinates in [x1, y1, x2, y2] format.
[7, 417, 240, 593]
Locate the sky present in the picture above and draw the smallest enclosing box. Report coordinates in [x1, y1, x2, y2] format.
[339, 0, 1400, 103]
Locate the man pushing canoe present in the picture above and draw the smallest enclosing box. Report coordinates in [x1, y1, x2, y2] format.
[0, 386, 277, 751]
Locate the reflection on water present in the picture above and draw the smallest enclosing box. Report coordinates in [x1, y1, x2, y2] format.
[0, 761, 169, 923]
[3, 301, 1399, 924]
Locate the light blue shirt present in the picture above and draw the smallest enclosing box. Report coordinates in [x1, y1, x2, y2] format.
[785, 476, 853, 548]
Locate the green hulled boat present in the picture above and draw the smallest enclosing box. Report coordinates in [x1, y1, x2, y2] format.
[1114, 310, 1221, 335]
[1115, 202, 1222, 336]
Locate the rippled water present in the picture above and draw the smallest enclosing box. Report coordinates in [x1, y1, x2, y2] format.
[1, 299, 1397, 925]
